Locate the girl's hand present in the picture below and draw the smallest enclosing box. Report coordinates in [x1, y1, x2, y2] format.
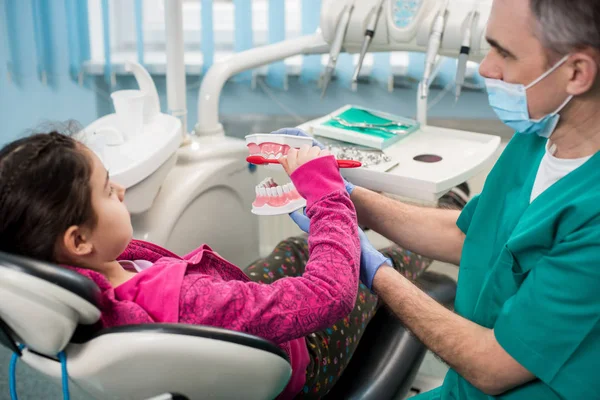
[279, 145, 330, 176]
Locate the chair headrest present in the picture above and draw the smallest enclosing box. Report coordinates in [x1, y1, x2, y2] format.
[0, 251, 102, 355]
[0, 251, 101, 304]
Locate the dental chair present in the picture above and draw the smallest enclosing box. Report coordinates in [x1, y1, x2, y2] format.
[0, 251, 456, 400]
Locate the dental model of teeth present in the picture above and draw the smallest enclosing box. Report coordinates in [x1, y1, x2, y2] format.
[252, 177, 306, 216]
[246, 134, 313, 159]
[246, 133, 312, 216]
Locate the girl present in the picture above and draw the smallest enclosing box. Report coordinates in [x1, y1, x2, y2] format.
[0, 124, 436, 399]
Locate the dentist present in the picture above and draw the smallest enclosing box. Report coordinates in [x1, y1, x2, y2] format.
[280, 0, 600, 398]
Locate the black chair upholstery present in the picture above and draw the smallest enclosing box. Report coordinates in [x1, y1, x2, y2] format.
[72, 323, 290, 363]
[325, 271, 457, 400]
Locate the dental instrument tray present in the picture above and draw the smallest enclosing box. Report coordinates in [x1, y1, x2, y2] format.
[298, 106, 502, 202]
[309, 105, 420, 150]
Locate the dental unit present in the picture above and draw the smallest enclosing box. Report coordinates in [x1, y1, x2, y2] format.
[1, 1, 501, 399]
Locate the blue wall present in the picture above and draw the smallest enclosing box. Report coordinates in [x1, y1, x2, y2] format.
[0, 0, 98, 142]
[0, 0, 496, 146]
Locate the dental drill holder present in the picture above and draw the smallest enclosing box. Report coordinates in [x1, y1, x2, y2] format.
[195, 0, 499, 203]
[305, 0, 500, 201]
[246, 134, 312, 216]
[84, 62, 183, 214]
[320, 0, 491, 125]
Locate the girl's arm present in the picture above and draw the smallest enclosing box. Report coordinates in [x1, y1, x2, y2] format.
[179, 155, 360, 344]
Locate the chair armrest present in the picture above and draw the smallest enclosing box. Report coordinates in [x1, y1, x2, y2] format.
[22, 323, 292, 400]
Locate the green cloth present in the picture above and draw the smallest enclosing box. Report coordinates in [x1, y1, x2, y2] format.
[322, 107, 415, 140]
[414, 132, 600, 399]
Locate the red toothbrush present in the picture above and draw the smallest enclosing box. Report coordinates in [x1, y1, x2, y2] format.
[246, 155, 362, 168]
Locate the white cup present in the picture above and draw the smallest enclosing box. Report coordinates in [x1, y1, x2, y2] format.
[111, 90, 146, 140]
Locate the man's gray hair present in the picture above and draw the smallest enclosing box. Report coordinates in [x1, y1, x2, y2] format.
[530, 0, 600, 55]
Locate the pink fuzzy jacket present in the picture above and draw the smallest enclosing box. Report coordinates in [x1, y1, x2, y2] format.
[67, 156, 360, 398]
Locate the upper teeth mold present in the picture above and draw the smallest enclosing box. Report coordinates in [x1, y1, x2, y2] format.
[246, 134, 313, 159]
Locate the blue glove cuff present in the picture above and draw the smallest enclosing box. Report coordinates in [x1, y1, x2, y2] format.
[344, 179, 356, 196]
[362, 255, 391, 291]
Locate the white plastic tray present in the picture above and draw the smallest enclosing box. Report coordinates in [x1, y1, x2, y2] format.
[85, 113, 182, 188]
[298, 119, 501, 202]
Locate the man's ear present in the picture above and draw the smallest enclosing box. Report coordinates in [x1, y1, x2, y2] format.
[566, 50, 599, 96]
[60, 225, 93, 259]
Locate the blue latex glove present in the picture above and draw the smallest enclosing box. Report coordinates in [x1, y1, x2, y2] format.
[357, 229, 391, 291]
[271, 128, 356, 195]
[289, 209, 390, 291]
[289, 209, 311, 233]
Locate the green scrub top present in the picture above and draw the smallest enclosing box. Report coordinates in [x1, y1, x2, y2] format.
[414, 133, 600, 400]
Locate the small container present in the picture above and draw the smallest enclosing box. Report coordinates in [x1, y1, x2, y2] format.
[111, 90, 146, 140]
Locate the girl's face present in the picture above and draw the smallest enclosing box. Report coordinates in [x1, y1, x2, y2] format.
[85, 148, 133, 261]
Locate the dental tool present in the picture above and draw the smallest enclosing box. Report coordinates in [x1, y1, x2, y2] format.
[421, 0, 449, 99]
[455, 7, 479, 101]
[321, 1, 355, 98]
[246, 155, 362, 169]
[330, 116, 412, 136]
[352, 0, 386, 85]
[331, 116, 411, 131]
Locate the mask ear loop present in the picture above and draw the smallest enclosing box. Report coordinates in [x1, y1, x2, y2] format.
[530, 93, 574, 123]
[527, 54, 573, 123]
[525, 54, 571, 90]
[552, 94, 574, 115]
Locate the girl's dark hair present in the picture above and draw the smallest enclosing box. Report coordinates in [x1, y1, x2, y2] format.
[0, 122, 95, 262]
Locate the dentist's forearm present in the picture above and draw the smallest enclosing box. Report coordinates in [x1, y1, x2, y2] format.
[372, 266, 535, 395]
[351, 187, 464, 264]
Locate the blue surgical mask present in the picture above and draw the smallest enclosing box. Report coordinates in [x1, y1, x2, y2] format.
[485, 55, 572, 138]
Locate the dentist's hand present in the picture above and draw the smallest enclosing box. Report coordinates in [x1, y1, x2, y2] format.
[272, 128, 356, 195]
[289, 209, 390, 291]
[289, 209, 311, 233]
[279, 145, 330, 176]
